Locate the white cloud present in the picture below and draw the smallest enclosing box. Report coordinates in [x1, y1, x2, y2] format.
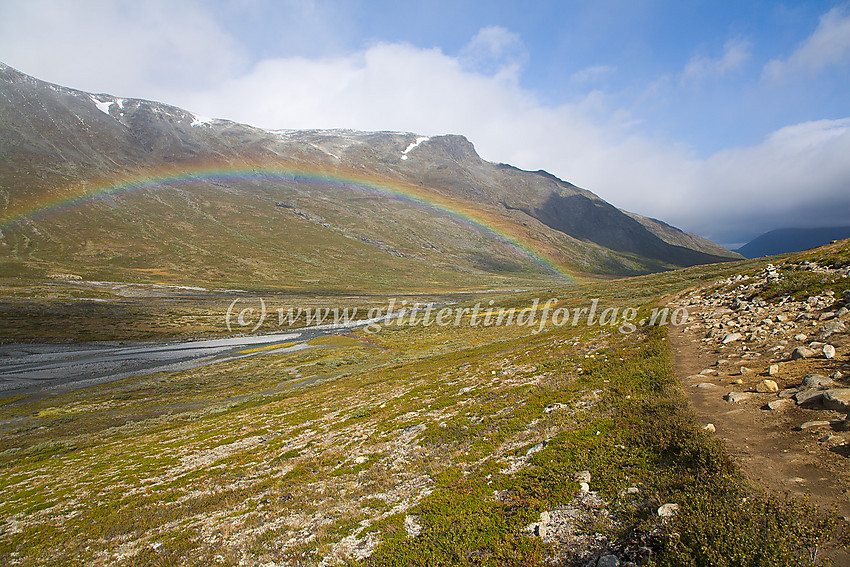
[681, 38, 751, 85]
[764, 5, 850, 81]
[0, 0, 246, 99]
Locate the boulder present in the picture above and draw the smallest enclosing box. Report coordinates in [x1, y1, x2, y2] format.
[822, 389, 850, 413]
[802, 374, 833, 388]
[795, 389, 826, 408]
[657, 503, 680, 518]
[791, 347, 814, 360]
[722, 333, 743, 344]
[726, 392, 753, 403]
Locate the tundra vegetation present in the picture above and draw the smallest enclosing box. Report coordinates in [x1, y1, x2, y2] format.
[1, 242, 848, 566]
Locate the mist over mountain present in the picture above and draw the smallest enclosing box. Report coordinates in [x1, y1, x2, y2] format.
[0, 63, 740, 290]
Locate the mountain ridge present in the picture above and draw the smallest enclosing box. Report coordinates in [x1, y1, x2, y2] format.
[0, 63, 740, 290]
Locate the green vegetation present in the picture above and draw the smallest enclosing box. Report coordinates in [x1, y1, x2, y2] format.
[0, 245, 845, 566]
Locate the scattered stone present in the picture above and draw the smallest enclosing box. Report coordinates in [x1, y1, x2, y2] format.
[838, 307, 849, 318]
[795, 389, 826, 407]
[597, 555, 620, 567]
[802, 374, 833, 388]
[779, 388, 800, 399]
[722, 333, 743, 344]
[540, 510, 551, 524]
[768, 364, 780, 376]
[819, 312, 837, 321]
[756, 379, 779, 393]
[699, 368, 718, 375]
[404, 515, 422, 537]
[353, 456, 369, 464]
[791, 347, 814, 360]
[579, 482, 591, 493]
[657, 503, 680, 518]
[575, 470, 592, 483]
[822, 389, 850, 413]
[795, 420, 832, 431]
[696, 382, 717, 389]
[739, 366, 753, 374]
[702, 423, 716, 433]
[731, 378, 744, 385]
[794, 334, 808, 341]
[725, 392, 753, 403]
[765, 399, 789, 411]
[833, 371, 845, 380]
[824, 345, 836, 359]
[624, 487, 639, 495]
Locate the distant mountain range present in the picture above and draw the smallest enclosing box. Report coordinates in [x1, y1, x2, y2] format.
[736, 226, 850, 259]
[0, 63, 741, 291]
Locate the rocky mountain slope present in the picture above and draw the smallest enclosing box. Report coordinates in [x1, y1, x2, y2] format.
[0, 63, 740, 290]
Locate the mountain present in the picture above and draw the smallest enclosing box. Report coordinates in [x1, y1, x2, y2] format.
[0, 63, 740, 291]
[736, 226, 850, 259]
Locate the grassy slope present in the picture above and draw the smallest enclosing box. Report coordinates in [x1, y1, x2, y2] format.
[1, 248, 846, 566]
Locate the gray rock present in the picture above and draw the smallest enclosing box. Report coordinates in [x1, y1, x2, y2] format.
[722, 332, 743, 344]
[791, 346, 815, 360]
[726, 392, 753, 403]
[765, 399, 789, 410]
[838, 307, 849, 317]
[526, 441, 545, 456]
[657, 503, 680, 517]
[597, 555, 620, 567]
[795, 389, 826, 407]
[794, 334, 808, 341]
[575, 470, 592, 483]
[820, 321, 846, 338]
[802, 374, 833, 388]
[824, 344, 836, 359]
[696, 382, 718, 389]
[768, 364, 780, 376]
[819, 312, 836, 321]
[795, 420, 832, 431]
[779, 387, 800, 398]
[822, 389, 850, 413]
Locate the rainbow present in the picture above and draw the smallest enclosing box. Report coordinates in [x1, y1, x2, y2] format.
[0, 162, 578, 282]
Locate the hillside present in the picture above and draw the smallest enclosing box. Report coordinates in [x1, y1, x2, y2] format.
[0, 63, 739, 291]
[736, 226, 850, 258]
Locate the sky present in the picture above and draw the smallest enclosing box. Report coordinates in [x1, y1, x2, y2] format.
[1, 0, 849, 248]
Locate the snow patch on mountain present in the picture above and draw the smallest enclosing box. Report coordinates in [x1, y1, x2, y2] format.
[90, 96, 113, 116]
[190, 113, 213, 127]
[401, 136, 429, 160]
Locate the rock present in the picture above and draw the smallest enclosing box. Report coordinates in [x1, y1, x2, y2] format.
[824, 345, 836, 359]
[696, 382, 717, 389]
[722, 333, 743, 344]
[768, 364, 780, 376]
[540, 510, 551, 524]
[699, 368, 718, 375]
[833, 371, 845, 380]
[765, 399, 789, 410]
[597, 555, 620, 567]
[794, 334, 808, 341]
[819, 312, 836, 321]
[838, 307, 849, 317]
[822, 389, 850, 413]
[779, 387, 800, 398]
[803, 374, 834, 388]
[657, 503, 680, 518]
[353, 456, 369, 464]
[702, 423, 716, 432]
[534, 523, 547, 538]
[820, 321, 846, 338]
[575, 470, 592, 483]
[731, 378, 744, 385]
[579, 482, 590, 493]
[791, 346, 814, 360]
[756, 379, 779, 393]
[794, 420, 832, 431]
[726, 392, 753, 403]
[739, 366, 753, 374]
[795, 389, 826, 408]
